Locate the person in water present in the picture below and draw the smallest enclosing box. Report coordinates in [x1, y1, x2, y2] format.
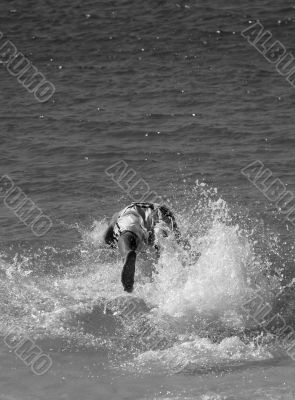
[103, 202, 185, 293]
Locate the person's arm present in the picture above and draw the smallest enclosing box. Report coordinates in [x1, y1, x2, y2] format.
[103, 212, 119, 247]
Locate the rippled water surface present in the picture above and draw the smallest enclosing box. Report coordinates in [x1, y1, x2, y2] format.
[0, 0, 295, 399]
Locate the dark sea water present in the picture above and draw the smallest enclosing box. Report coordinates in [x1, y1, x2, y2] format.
[0, 0, 295, 399]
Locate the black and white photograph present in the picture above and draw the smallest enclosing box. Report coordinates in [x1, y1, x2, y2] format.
[0, 1, 295, 399]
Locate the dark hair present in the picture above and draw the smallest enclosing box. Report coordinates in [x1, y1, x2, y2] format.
[159, 205, 173, 218]
[159, 205, 175, 227]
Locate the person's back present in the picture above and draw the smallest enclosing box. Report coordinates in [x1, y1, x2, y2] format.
[103, 202, 182, 292]
[115, 202, 161, 245]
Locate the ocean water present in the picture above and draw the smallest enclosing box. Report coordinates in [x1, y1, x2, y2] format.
[0, 0, 295, 399]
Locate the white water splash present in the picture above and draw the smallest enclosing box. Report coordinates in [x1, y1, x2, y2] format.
[144, 221, 251, 321]
[0, 184, 284, 368]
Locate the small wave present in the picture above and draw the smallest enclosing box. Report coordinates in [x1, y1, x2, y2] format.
[127, 335, 272, 375]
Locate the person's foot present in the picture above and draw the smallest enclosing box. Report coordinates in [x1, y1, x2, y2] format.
[121, 251, 136, 293]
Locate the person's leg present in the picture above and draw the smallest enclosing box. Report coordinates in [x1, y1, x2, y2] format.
[118, 231, 139, 292]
